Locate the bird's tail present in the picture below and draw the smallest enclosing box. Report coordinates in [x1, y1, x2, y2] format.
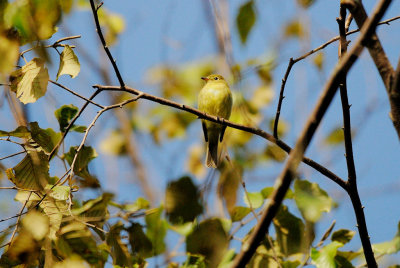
[206, 135, 219, 168]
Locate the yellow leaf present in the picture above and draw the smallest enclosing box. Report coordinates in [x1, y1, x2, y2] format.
[22, 211, 49, 241]
[284, 20, 305, 39]
[9, 58, 49, 104]
[56, 45, 80, 80]
[0, 35, 19, 74]
[313, 52, 324, 71]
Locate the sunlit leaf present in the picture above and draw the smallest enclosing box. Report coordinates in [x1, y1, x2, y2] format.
[331, 229, 355, 245]
[186, 218, 229, 267]
[229, 206, 251, 222]
[264, 144, 287, 162]
[0, 125, 30, 138]
[56, 45, 80, 80]
[165, 176, 203, 224]
[114, 197, 150, 213]
[53, 255, 90, 268]
[6, 150, 49, 190]
[40, 195, 68, 239]
[284, 20, 304, 39]
[146, 207, 167, 256]
[45, 184, 70, 201]
[250, 86, 274, 110]
[236, 0, 256, 44]
[9, 58, 49, 104]
[0, 34, 19, 74]
[372, 222, 400, 255]
[4, 0, 61, 42]
[127, 223, 153, 258]
[311, 241, 343, 268]
[313, 52, 325, 71]
[294, 179, 333, 222]
[273, 205, 305, 256]
[325, 127, 344, 145]
[98, 9, 125, 45]
[169, 221, 194, 236]
[72, 193, 113, 226]
[244, 191, 264, 209]
[22, 210, 49, 241]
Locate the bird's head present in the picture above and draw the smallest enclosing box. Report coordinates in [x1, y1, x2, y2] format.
[201, 74, 226, 83]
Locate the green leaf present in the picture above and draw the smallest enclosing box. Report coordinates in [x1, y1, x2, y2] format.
[325, 127, 345, 145]
[6, 150, 50, 190]
[0, 126, 30, 138]
[40, 196, 68, 240]
[106, 222, 131, 267]
[372, 222, 400, 255]
[56, 45, 80, 80]
[294, 179, 333, 222]
[127, 223, 153, 258]
[261, 187, 294, 199]
[54, 104, 79, 132]
[182, 254, 206, 268]
[9, 58, 49, 104]
[72, 193, 113, 223]
[70, 125, 87, 133]
[236, 0, 256, 44]
[331, 229, 355, 245]
[244, 191, 264, 209]
[284, 20, 305, 39]
[217, 249, 235, 268]
[146, 207, 168, 256]
[273, 205, 305, 256]
[114, 197, 150, 213]
[0, 34, 19, 75]
[169, 221, 194, 236]
[311, 241, 343, 268]
[186, 218, 229, 267]
[29, 122, 61, 154]
[45, 185, 70, 201]
[165, 176, 203, 224]
[229, 206, 251, 222]
[64, 146, 100, 188]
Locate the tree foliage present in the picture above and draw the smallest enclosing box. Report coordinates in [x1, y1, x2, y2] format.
[0, 0, 399, 267]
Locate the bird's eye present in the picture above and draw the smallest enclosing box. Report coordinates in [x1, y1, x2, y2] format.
[214, 77, 218, 80]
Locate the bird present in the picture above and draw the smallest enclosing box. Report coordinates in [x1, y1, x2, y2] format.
[198, 74, 232, 168]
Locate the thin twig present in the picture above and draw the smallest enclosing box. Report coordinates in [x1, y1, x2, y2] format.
[19, 35, 81, 57]
[0, 151, 25, 161]
[274, 58, 294, 139]
[49, 89, 102, 160]
[231, 0, 392, 266]
[9, 192, 32, 246]
[338, 6, 376, 266]
[89, 0, 125, 87]
[49, 80, 104, 109]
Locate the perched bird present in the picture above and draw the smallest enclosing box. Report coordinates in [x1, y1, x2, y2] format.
[198, 74, 232, 168]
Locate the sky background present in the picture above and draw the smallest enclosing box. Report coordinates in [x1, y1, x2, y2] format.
[1, 0, 400, 266]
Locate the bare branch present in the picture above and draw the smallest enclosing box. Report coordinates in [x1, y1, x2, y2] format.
[337, 6, 376, 266]
[49, 80, 104, 109]
[89, 0, 125, 87]
[94, 84, 347, 189]
[231, 0, 392, 266]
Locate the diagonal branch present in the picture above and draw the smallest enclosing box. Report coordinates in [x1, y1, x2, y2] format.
[342, 0, 400, 140]
[231, 0, 392, 266]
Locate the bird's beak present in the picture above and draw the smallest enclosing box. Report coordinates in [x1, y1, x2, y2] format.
[201, 77, 209, 81]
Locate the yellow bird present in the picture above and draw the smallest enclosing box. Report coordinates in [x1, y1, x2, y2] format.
[198, 74, 233, 168]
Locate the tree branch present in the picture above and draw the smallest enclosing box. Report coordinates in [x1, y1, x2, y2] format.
[337, 6, 376, 266]
[94, 84, 347, 189]
[231, 0, 392, 266]
[342, 0, 400, 140]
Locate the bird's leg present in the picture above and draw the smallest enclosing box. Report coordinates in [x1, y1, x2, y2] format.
[202, 121, 208, 142]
